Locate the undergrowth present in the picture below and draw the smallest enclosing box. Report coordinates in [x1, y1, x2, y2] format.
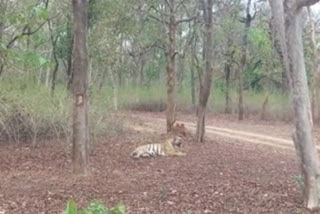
[0, 78, 291, 145]
[0, 80, 126, 145]
[101, 82, 291, 120]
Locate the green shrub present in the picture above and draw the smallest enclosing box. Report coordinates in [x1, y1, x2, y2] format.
[64, 201, 126, 214]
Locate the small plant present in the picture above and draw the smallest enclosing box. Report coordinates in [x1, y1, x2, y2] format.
[293, 174, 304, 189]
[64, 200, 126, 214]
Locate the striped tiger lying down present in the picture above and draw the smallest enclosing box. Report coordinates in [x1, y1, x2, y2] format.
[130, 136, 186, 158]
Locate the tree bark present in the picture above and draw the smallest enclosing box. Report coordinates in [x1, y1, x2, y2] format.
[196, 0, 213, 143]
[225, 62, 232, 114]
[269, 0, 320, 209]
[72, 0, 89, 175]
[224, 38, 233, 114]
[166, 0, 177, 132]
[108, 66, 118, 111]
[308, 7, 319, 123]
[0, 0, 6, 77]
[190, 48, 196, 108]
[238, 0, 254, 120]
[190, 33, 199, 109]
[66, 14, 74, 91]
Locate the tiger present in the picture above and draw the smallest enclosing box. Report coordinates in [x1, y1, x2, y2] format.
[130, 136, 187, 159]
[165, 122, 193, 142]
[169, 123, 187, 138]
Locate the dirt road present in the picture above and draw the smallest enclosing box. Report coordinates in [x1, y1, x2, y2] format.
[120, 112, 320, 151]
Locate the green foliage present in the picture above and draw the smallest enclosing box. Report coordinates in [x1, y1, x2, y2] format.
[0, 79, 126, 144]
[64, 201, 126, 214]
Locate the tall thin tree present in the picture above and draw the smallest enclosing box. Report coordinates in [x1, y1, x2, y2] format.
[72, 0, 89, 175]
[237, 0, 255, 120]
[196, 0, 213, 142]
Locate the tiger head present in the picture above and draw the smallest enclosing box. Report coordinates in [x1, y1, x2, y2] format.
[170, 136, 183, 148]
[170, 123, 187, 138]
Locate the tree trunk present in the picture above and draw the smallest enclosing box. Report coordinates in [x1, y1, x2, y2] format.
[50, 36, 59, 96]
[260, 93, 269, 120]
[177, 55, 185, 92]
[139, 53, 146, 86]
[238, 0, 253, 121]
[289, 9, 320, 210]
[43, 52, 52, 87]
[66, 14, 74, 91]
[50, 56, 59, 96]
[224, 58, 232, 114]
[108, 67, 118, 111]
[190, 37, 197, 109]
[98, 68, 107, 91]
[308, 7, 319, 123]
[237, 65, 244, 120]
[269, 0, 320, 209]
[196, 0, 213, 143]
[71, 0, 89, 175]
[190, 59, 196, 108]
[166, 0, 177, 132]
[0, 0, 6, 77]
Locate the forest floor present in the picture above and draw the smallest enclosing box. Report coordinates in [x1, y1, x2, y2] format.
[1, 111, 320, 214]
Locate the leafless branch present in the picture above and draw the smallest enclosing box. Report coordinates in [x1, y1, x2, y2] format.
[175, 0, 188, 12]
[297, 0, 320, 8]
[148, 14, 169, 24]
[163, 0, 172, 10]
[149, 5, 170, 17]
[173, 51, 180, 58]
[7, 13, 60, 49]
[176, 16, 197, 25]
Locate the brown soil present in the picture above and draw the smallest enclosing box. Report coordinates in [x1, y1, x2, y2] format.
[0, 112, 319, 214]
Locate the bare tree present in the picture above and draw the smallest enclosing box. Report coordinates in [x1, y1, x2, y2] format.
[72, 0, 89, 175]
[195, 0, 213, 143]
[269, 0, 320, 209]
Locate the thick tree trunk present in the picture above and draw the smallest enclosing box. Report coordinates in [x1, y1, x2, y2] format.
[166, 0, 177, 132]
[288, 9, 320, 210]
[71, 0, 89, 175]
[308, 7, 319, 123]
[269, 0, 320, 209]
[196, 0, 213, 143]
